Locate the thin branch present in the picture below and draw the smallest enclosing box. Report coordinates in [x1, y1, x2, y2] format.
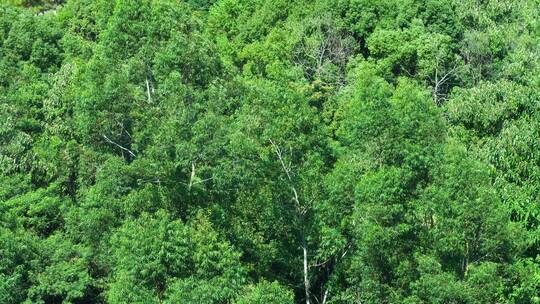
[146, 77, 153, 104]
[188, 162, 213, 190]
[310, 257, 332, 268]
[269, 138, 310, 304]
[114, 118, 132, 139]
[191, 177, 214, 185]
[189, 163, 196, 189]
[311, 242, 350, 268]
[269, 139, 301, 210]
[102, 135, 136, 158]
[322, 289, 329, 304]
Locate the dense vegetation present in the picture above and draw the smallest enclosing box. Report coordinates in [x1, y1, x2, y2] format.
[2, 0, 540, 303]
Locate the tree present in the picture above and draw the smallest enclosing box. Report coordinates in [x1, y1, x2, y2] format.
[234, 281, 295, 304]
[3, 0, 540, 303]
[108, 211, 247, 304]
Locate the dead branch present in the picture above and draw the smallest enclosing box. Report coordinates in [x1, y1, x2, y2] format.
[102, 134, 136, 158]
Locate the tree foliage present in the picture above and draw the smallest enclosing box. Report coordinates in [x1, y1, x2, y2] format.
[2, 0, 540, 303]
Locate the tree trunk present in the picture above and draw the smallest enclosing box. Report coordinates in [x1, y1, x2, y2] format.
[302, 233, 310, 304]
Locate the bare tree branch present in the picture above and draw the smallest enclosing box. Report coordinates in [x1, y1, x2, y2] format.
[270, 139, 311, 304]
[102, 134, 136, 158]
[188, 162, 214, 190]
[269, 139, 301, 210]
[322, 289, 329, 304]
[146, 77, 153, 104]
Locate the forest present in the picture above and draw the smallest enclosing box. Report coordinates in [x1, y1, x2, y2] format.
[2, 0, 540, 303]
